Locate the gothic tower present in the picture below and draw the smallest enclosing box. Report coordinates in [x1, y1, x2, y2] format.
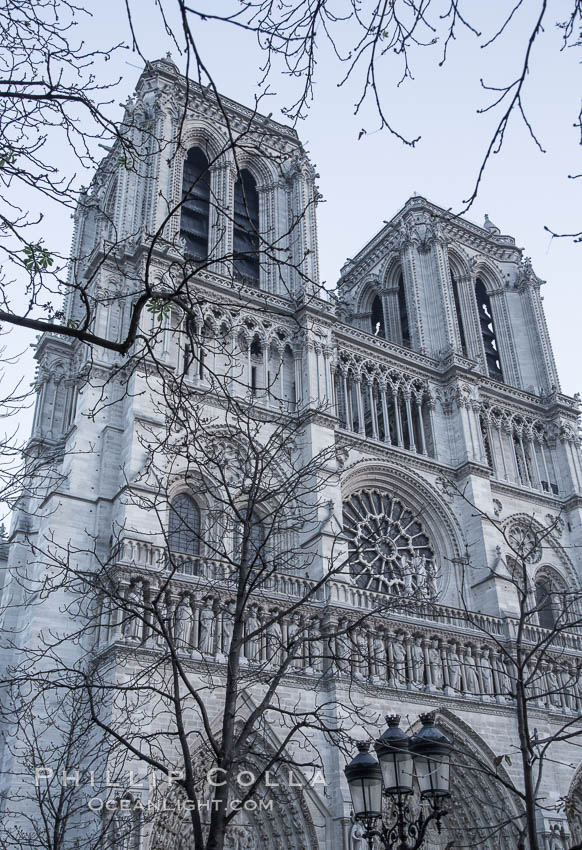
[1, 57, 582, 850]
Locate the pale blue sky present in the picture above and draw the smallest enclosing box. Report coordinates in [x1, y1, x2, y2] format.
[7, 0, 582, 410]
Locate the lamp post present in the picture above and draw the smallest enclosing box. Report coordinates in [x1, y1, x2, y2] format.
[344, 713, 452, 850]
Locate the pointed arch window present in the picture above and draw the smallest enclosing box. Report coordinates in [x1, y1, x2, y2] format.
[535, 577, 556, 630]
[181, 147, 210, 260]
[475, 278, 503, 380]
[233, 510, 265, 565]
[233, 169, 260, 285]
[103, 178, 118, 240]
[397, 273, 410, 347]
[371, 295, 385, 338]
[168, 494, 201, 555]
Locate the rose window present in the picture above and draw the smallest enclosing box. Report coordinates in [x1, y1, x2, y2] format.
[506, 523, 542, 565]
[342, 489, 437, 597]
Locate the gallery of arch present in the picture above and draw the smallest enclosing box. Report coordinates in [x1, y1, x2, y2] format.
[1, 56, 582, 850]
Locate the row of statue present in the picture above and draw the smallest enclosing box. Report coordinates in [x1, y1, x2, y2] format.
[109, 582, 581, 711]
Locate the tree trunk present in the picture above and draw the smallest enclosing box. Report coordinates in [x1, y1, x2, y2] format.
[516, 677, 540, 850]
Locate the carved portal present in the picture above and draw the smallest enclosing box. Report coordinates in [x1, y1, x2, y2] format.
[148, 758, 320, 850]
[342, 489, 437, 597]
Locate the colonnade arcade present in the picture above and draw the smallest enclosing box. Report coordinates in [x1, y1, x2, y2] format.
[335, 354, 435, 458]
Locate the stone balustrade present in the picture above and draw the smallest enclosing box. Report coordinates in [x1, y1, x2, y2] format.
[96, 555, 582, 716]
[114, 537, 581, 649]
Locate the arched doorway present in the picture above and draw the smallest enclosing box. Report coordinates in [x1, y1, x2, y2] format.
[148, 754, 321, 850]
[567, 763, 582, 845]
[413, 709, 524, 849]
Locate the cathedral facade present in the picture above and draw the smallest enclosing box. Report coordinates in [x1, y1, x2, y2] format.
[2, 56, 582, 850]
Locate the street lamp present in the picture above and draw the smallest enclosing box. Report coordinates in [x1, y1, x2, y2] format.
[344, 713, 452, 850]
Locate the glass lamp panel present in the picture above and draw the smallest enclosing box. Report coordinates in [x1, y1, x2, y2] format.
[350, 776, 383, 819]
[414, 755, 431, 795]
[379, 751, 414, 793]
[415, 755, 450, 798]
[434, 756, 450, 795]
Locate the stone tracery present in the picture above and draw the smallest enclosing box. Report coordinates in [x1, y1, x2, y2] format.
[342, 489, 436, 597]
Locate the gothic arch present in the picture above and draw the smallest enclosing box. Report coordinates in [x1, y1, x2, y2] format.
[534, 563, 570, 592]
[233, 152, 277, 192]
[354, 275, 383, 315]
[380, 253, 402, 288]
[180, 121, 229, 165]
[409, 708, 523, 849]
[503, 513, 579, 590]
[447, 245, 472, 280]
[567, 761, 582, 843]
[147, 723, 326, 850]
[471, 257, 505, 294]
[340, 460, 466, 603]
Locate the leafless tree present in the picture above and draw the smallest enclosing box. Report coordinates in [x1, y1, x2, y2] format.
[0, 329, 438, 850]
[435, 477, 582, 849]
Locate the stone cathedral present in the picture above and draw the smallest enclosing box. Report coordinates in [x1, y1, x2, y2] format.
[2, 55, 582, 850]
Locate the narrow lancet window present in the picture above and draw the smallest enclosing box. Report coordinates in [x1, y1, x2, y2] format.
[371, 295, 385, 338]
[475, 278, 503, 380]
[233, 169, 260, 285]
[181, 148, 211, 260]
[397, 273, 410, 347]
[168, 494, 201, 556]
[535, 578, 555, 630]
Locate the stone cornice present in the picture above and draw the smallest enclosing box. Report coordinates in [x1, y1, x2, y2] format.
[335, 327, 440, 374]
[146, 64, 301, 143]
[451, 460, 492, 481]
[338, 196, 522, 292]
[334, 429, 449, 477]
[490, 479, 563, 508]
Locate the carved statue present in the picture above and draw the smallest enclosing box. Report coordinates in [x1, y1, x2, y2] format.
[335, 619, 350, 674]
[546, 665, 563, 708]
[410, 553, 426, 595]
[428, 638, 443, 689]
[308, 617, 323, 672]
[372, 631, 387, 679]
[351, 821, 369, 849]
[155, 593, 168, 647]
[424, 559, 438, 599]
[355, 629, 369, 678]
[402, 559, 414, 598]
[221, 600, 235, 655]
[463, 646, 480, 694]
[496, 654, 512, 697]
[391, 633, 407, 686]
[245, 608, 260, 659]
[479, 648, 494, 695]
[448, 643, 461, 692]
[199, 599, 215, 655]
[174, 595, 194, 649]
[287, 614, 302, 668]
[122, 582, 143, 641]
[266, 612, 283, 667]
[410, 636, 425, 688]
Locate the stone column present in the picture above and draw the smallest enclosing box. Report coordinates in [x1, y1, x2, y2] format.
[355, 379, 365, 436]
[528, 432, 543, 490]
[508, 425, 521, 484]
[517, 433, 531, 486]
[342, 373, 350, 429]
[427, 399, 437, 460]
[294, 351, 303, 406]
[380, 383, 391, 444]
[369, 382, 379, 440]
[404, 392, 416, 452]
[394, 388, 404, 447]
[416, 398, 427, 455]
